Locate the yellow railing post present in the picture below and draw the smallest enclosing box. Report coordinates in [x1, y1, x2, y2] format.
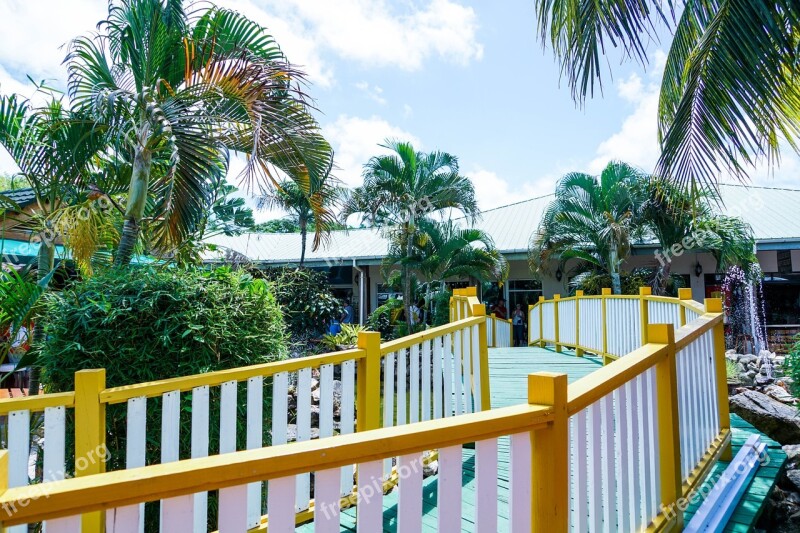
[538, 296, 545, 348]
[528, 372, 568, 533]
[490, 313, 497, 348]
[706, 297, 732, 461]
[473, 303, 492, 410]
[74, 369, 106, 533]
[553, 294, 562, 353]
[650, 324, 683, 530]
[0, 449, 7, 528]
[527, 304, 534, 346]
[678, 287, 692, 326]
[640, 286, 651, 345]
[575, 290, 584, 356]
[601, 288, 611, 364]
[356, 331, 382, 432]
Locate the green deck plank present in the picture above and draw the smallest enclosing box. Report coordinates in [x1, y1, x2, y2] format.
[297, 347, 785, 532]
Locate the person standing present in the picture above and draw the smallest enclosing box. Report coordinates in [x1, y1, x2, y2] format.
[341, 300, 354, 324]
[512, 304, 525, 347]
[494, 298, 508, 320]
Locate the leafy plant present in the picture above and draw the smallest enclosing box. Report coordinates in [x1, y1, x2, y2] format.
[37, 266, 287, 529]
[367, 298, 404, 340]
[784, 334, 800, 397]
[255, 267, 343, 336]
[725, 359, 741, 383]
[569, 268, 686, 296]
[320, 324, 366, 351]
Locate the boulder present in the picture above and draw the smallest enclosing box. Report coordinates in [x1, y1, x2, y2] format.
[740, 355, 758, 365]
[784, 444, 800, 465]
[729, 390, 800, 444]
[764, 384, 798, 405]
[786, 469, 800, 493]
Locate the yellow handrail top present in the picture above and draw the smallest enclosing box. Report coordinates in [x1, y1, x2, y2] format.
[380, 316, 484, 355]
[675, 313, 723, 351]
[100, 348, 366, 405]
[0, 403, 553, 527]
[567, 343, 670, 415]
[529, 293, 707, 316]
[0, 392, 75, 415]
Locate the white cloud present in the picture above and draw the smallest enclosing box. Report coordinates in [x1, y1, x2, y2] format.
[403, 104, 413, 118]
[469, 168, 556, 211]
[322, 114, 422, 187]
[354, 81, 387, 105]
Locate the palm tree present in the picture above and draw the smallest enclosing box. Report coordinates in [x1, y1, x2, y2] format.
[256, 170, 342, 267]
[65, 0, 333, 266]
[529, 161, 647, 294]
[533, 1, 800, 195]
[342, 141, 479, 331]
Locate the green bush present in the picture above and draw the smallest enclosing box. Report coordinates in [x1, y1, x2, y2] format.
[569, 268, 686, 296]
[784, 334, 800, 397]
[38, 266, 288, 528]
[367, 297, 403, 339]
[430, 290, 452, 326]
[255, 267, 342, 336]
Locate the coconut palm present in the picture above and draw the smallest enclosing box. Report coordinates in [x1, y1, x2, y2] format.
[533, 1, 800, 195]
[255, 169, 343, 267]
[342, 141, 479, 331]
[529, 161, 647, 294]
[65, 0, 333, 266]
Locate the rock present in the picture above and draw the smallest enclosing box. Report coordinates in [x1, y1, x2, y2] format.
[736, 363, 746, 374]
[783, 469, 800, 493]
[762, 486, 800, 532]
[784, 444, 800, 464]
[729, 390, 800, 444]
[741, 372, 755, 386]
[755, 374, 775, 386]
[311, 387, 321, 403]
[740, 355, 758, 365]
[310, 378, 320, 390]
[423, 460, 439, 477]
[764, 384, 798, 405]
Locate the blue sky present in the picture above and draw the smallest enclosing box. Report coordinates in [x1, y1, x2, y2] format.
[0, 0, 796, 219]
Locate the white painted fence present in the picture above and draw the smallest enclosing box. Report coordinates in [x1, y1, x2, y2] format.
[487, 315, 512, 347]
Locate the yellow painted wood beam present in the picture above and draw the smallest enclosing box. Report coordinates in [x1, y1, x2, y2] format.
[74, 369, 106, 533]
[0, 392, 75, 415]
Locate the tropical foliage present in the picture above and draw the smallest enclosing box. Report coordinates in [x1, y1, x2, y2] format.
[61, 0, 333, 266]
[533, 1, 800, 195]
[256, 171, 343, 266]
[529, 161, 646, 294]
[342, 140, 479, 331]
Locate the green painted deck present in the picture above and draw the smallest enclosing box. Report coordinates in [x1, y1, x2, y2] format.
[297, 347, 785, 532]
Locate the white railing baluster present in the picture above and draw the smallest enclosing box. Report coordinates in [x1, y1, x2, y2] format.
[475, 439, 498, 531]
[601, 393, 618, 532]
[398, 348, 408, 425]
[314, 468, 341, 533]
[574, 409, 588, 532]
[271, 373, 288, 447]
[191, 386, 209, 533]
[8, 409, 29, 533]
[410, 344, 420, 423]
[587, 402, 602, 531]
[615, 385, 631, 530]
[472, 325, 482, 410]
[319, 365, 334, 439]
[443, 334, 454, 417]
[340, 360, 356, 496]
[438, 444, 462, 532]
[453, 331, 463, 416]
[160, 391, 191, 531]
[397, 453, 423, 533]
[383, 352, 396, 478]
[122, 397, 146, 533]
[296, 367, 312, 512]
[433, 337, 443, 419]
[246, 376, 263, 529]
[509, 432, 532, 533]
[422, 340, 431, 421]
[462, 327, 473, 414]
[268, 477, 296, 531]
[356, 461, 384, 531]
[42, 405, 67, 533]
[627, 379, 642, 531]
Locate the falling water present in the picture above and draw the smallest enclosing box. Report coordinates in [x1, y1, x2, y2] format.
[723, 264, 769, 355]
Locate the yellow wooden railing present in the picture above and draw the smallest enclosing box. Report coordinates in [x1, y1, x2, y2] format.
[0, 289, 729, 532]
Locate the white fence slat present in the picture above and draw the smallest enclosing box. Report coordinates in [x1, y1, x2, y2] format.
[246, 376, 264, 529]
[410, 344, 420, 423]
[383, 353, 395, 478]
[453, 331, 463, 416]
[340, 360, 356, 496]
[587, 402, 602, 532]
[218, 484, 248, 532]
[44, 516, 80, 533]
[475, 439, 498, 532]
[616, 385, 631, 530]
[319, 364, 334, 439]
[627, 379, 643, 531]
[296, 367, 312, 512]
[161, 495, 194, 533]
[160, 390, 181, 530]
[443, 334, 453, 417]
[637, 372, 653, 528]
[356, 460, 384, 532]
[267, 476, 296, 531]
[271, 372, 289, 446]
[397, 453, 423, 533]
[191, 386, 210, 533]
[314, 468, 341, 533]
[437, 445, 462, 532]
[220, 380, 237, 454]
[421, 340, 431, 421]
[601, 393, 618, 532]
[574, 409, 588, 533]
[124, 397, 147, 533]
[433, 337, 443, 419]
[509, 432, 532, 533]
[43, 406, 66, 481]
[397, 347, 407, 425]
[472, 324, 482, 410]
[107, 507, 141, 533]
[8, 409, 29, 533]
[462, 327, 472, 414]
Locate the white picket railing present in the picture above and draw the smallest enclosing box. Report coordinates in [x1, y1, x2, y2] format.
[487, 315, 512, 347]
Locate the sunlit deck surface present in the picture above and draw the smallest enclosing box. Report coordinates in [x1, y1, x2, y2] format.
[297, 347, 785, 532]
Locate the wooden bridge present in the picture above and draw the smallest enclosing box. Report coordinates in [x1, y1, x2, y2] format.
[0, 288, 786, 532]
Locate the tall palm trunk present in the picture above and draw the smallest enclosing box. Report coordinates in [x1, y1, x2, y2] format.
[609, 248, 622, 295]
[403, 221, 414, 333]
[28, 240, 54, 396]
[115, 145, 151, 266]
[299, 216, 307, 267]
[658, 261, 672, 296]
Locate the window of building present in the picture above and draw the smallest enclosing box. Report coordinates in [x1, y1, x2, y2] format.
[507, 279, 543, 309]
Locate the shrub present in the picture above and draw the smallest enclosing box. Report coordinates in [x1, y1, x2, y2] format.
[569, 268, 686, 296]
[430, 290, 452, 326]
[784, 334, 800, 397]
[38, 266, 288, 527]
[255, 267, 342, 336]
[320, 324, 366, 351]
[367, 298, 403, 339]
